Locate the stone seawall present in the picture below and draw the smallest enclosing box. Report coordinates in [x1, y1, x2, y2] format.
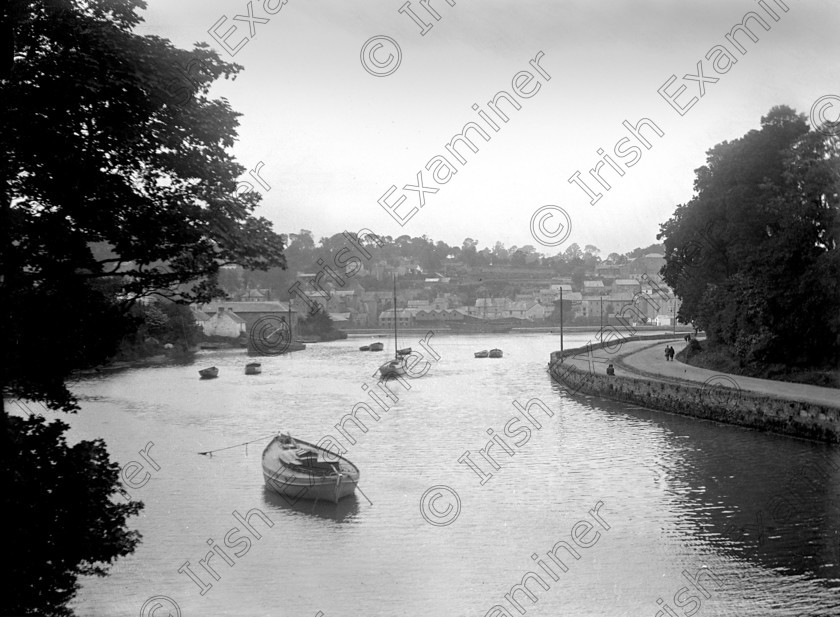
[549, 340, 840, 444]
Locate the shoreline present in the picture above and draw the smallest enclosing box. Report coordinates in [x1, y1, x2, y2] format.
[549, 339, 840, 444]
[343, 325, 694, 337]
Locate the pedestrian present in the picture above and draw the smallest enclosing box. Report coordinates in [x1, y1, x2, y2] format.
[664, 346, 670, 361]
[668, 346, 675, 361]
[606, 364, 615, 376]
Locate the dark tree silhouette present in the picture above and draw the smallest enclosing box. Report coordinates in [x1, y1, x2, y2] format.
[658, 106, 839, 368]
[1, 1, 287, 614]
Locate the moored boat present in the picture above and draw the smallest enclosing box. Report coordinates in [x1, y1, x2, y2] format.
[262, 434, 360, 503]
[489, 349, 503, 358]
[245, 362, 262, 375]
[199, 366, 219, 379]
[359, 345, 370, 351]
[379, 357, 407, 378]
[369, 342, 385, 352]
[377, 275, 414, 379]
[475, 350, 489, 358]
[396, 347, 412, 356]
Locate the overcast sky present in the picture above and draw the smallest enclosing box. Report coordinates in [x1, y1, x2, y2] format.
[136, 0, 840, 255]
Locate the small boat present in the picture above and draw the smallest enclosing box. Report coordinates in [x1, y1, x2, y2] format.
[298, 337, 318, 344]
[475, 350, 489, 358]
[379, 357, 407, 378]
[377, 275, 416, 380]
[359, 345, 370, 351]
[199, 366, 219, 379]
[369, 342, 385, 352]
[489, 349, 503, 358]
[262, 434, 360, 503]
[245, 362, 262, 375]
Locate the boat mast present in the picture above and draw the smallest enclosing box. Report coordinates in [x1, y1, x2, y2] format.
[393, 274, 398, 358]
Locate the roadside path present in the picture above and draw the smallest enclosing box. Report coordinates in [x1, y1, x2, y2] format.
[613, 339, 840, 409]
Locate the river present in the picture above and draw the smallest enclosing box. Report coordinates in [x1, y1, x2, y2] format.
[51, 331, 839, 616]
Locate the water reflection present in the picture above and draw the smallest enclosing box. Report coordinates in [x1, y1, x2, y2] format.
[261, 488, 362, 523]
[566, 387, 840, 586]
[58, 332, 840, 616]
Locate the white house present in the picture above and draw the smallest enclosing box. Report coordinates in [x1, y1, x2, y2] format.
[202, 307, 246, 338]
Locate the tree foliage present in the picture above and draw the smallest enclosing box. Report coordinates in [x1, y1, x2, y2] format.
[3, 414, 143, 616]
[2, 0, 287, 409]
[1, 1, 288, 614]
[658, 106, 840, 367]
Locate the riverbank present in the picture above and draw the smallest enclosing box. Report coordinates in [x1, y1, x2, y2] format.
[549, 338, 840, 443]
[344, 325, 694, 337]
[678, 340, 840, 389]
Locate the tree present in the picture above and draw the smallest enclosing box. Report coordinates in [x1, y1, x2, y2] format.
[297, 304, 346, 341]
[564, 243, 582, 261]
[658, 106, 839, 367]
[461, 238, 479, 266]
[2, 0, 287, 410]
[549, 298, 573, 324]
[491, 241, 508, 265]
[5, 414, 143, 617]
[2, 1, 288, 614]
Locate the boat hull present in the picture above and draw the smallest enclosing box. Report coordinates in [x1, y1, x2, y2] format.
[199, 367, 219, 379]
[245, 363, 262, 375]
[262, 435, 360, 504]
[379, 359, 407, 378]
[262, 469, 359, 503]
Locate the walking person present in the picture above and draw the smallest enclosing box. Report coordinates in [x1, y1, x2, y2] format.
[664, 346, 671, 362]
[668, 346, 675, 361]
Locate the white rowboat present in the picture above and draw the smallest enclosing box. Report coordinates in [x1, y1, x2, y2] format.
[262, 434, 360, 504]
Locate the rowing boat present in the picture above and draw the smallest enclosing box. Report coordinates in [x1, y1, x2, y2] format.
[262, 434, 360, 504]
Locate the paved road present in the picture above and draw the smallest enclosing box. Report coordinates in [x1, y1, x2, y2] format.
[612, 339, 840, 409]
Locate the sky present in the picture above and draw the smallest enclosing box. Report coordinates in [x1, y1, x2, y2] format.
[135, 0, 840, 255]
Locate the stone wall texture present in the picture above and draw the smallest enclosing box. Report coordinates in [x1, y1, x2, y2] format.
[549, 338, 839, 444]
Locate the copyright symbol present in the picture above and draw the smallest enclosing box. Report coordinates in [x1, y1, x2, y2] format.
[810, 95, 840, 137]
[360, 35, 402, 77]
[420, 485, 461, 526]
[140, 595, 181, 617]
[530, 205, 572, 248]
[700, 375, 741, 409]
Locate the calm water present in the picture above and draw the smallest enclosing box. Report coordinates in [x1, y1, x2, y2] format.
[40, 331, 839, 616]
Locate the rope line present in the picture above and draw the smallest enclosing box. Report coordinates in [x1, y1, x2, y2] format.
[198, 432, 276, 456]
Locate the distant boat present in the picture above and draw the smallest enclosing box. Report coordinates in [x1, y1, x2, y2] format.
[298, 337, 318, 344]
[359, 345, 370, 351]
[475, 350, 489, 358]
[245, 362, 262, 375]
[396, 347, 412, 356]
[262, 434, 360, 503]
[378, 275, 409, 379]
[199, 366, 219, 379]
[369, 342, 385, 352]
[489, 349, 503, 358]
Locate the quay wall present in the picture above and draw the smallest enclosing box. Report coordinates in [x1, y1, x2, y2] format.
[549, 339, 840, 444]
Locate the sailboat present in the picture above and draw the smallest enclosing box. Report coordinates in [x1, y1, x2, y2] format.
[379, 275, 408, 379]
